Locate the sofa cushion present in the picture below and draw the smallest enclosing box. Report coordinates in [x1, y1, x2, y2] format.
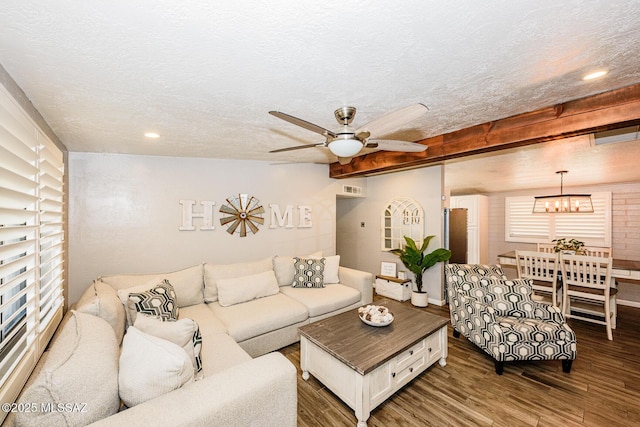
[272, 251, 323, 286]
[199, 332, 253, 378]
[217, 270, 280, 307]
[134, 314, 203, 375]
[75, 280, 126, 344]
[178, 303, 228, 336]
[14, 311, 119, 427]
[119, 326, 194, 407]
[204, 257, 273, 302]
[100, 264, 204, 308]
[292, 257, 326, 288]
[208, 293, 308, 342]
[482, 278, 537, 318]
[280, 283, 361, 317]
[125, 279, 179, 325]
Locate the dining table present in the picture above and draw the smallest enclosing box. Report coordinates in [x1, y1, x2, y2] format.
[497, 251, 640, 283]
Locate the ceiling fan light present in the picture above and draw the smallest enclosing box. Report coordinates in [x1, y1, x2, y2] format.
[328, 138, 362, 157]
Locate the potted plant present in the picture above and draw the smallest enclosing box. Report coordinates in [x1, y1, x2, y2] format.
[390, 235, 452, 307]
[552, 238, 586, 254]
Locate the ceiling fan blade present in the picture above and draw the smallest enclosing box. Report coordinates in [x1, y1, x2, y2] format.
[269, 142, 326, 153]
[368, 139, 428, 152]
[355, 103, 429, 138]
[337, 156, 353, 165]
[269, 111, 337, 138]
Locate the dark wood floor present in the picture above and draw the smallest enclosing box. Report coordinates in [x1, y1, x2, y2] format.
[279, 297, 640, 427]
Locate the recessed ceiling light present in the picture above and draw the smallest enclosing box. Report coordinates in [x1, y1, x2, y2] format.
[144, 132, 160, 138]
[583, 70, 607, 81]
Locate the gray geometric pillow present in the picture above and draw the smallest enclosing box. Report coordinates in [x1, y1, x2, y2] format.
[292, 257, 326, 288]
[127, 279, 179, 324]
[482, 278, 536, 318]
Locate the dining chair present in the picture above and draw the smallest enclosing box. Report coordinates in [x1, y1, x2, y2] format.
[583, 246, 613, 257]
[560, 254, 617, 340]
[516, 250, 560, 307]
[536, 243, 556, 253]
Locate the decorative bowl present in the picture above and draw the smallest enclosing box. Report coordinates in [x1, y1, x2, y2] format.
[358, 304, 394, 327]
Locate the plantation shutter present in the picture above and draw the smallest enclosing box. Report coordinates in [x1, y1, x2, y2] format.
[0, 85, 64, 417]
[505, 192, 611, 245]
[0, 94, 39, 387]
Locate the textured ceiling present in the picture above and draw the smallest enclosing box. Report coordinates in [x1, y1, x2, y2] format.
[0, 1, 639, 191]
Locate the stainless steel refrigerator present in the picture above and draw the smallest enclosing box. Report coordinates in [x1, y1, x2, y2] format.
[444, 208, 468, 264]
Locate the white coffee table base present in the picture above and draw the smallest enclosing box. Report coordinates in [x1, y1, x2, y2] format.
[300, 325, 447, 427]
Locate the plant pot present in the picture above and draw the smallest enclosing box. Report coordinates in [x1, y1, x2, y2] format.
[411, 291, 428, 307]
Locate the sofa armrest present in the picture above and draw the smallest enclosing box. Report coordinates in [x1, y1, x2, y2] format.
[89, 352, 297, 427]
[338, 266, 373, 305]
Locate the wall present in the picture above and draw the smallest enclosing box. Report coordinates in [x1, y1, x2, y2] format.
[68, 152, 352, 304]
[486, 182, 640, 305]
[337, 166, 446, 304]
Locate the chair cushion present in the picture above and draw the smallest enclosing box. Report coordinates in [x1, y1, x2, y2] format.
[446, 264, 507, 288]
[495, 316, 575, 343]
[482, 278, 537, 318]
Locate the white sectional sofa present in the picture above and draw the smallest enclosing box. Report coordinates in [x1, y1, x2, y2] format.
[9, 254, 373, 426]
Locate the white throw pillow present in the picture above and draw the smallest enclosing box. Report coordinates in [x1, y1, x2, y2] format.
[216, 270, 280, 307]
[119, 326, 194, 407]
[134, 314, 202, 375]
[203, 257, 273, 302]
[311, 254, 340, 284]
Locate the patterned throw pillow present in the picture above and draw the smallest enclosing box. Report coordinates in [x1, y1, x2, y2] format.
[127, 280, 179, 324]
[482, 278, 536, 318]
[292, 257, 326, 288]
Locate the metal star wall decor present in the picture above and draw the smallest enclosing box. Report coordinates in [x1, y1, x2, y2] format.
[219, 194, 265, 237]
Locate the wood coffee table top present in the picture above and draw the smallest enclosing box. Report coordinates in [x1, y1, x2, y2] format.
[298, 299, 449, 375]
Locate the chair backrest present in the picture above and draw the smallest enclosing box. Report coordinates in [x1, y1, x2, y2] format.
[560, 254, 612, 292]
[445, 264, 507, 288]
[583, 246, 612, 258]
[537, 243, 556, 253]
[515, 250, 558, 284]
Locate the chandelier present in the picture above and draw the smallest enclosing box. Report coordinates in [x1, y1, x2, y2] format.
[532, 171, 594, 214]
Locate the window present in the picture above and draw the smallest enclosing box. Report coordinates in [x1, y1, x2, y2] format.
[0, 85, 64, 413]
[505, 192, 611, 246]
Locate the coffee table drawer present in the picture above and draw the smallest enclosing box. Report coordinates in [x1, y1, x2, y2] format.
[396, 338, 428, 370]
[394, 353, 427, 385]
[425, 330, 443, 364]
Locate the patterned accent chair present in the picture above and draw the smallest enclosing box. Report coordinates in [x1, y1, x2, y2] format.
[446, 263, 577, 375]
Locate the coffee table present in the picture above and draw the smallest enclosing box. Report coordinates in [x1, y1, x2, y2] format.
[298, 299, 449, 427]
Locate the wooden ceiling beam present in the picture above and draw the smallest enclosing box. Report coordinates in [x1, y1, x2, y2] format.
[329, 83, 640, 178]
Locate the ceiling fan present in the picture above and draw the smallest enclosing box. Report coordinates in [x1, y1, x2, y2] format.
[268, 104, 429, 165]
